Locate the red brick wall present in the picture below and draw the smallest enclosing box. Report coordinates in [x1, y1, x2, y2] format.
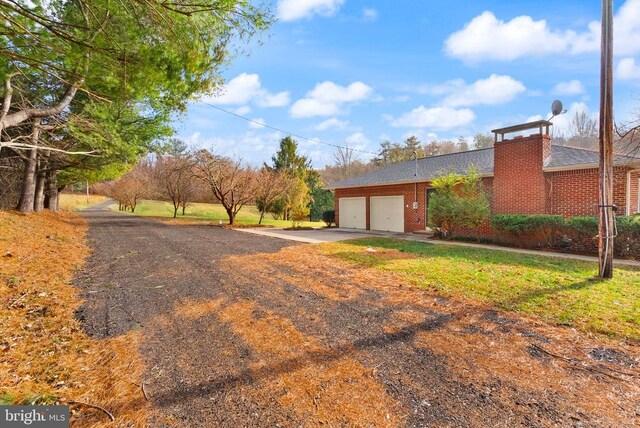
[546, 167, 632, 217]
[334, 167, 637, 234]
[335, 177, 494, 233]
[492, 134, 551, 214]
[335, 183, 430, 232]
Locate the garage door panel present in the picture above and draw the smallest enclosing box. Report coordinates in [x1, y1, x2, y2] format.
[339, 197, 366, 229]
[370, 196, 404, 232]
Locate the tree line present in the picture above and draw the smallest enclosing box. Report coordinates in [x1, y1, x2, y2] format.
[318, 109, 640, 186]
[96, 137, 335, 225]
[0, 0, 272, 213]
[318, 133, 494, 185]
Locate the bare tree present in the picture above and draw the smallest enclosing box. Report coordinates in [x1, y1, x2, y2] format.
[194, 150, 256, 225]
[569, 110, 598, 138]
[333, 145, 357, 181]
[103, 162, 151, 212]
[154, 153, 196, 218]
[254, 168, 290, 224]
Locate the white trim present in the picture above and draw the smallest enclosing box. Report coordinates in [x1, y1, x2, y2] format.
[627, 171, 631, 216]
[625, 169, 640, 215]
[542, 163, 599, 172]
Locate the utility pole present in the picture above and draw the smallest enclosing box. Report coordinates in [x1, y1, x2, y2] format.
[598, 0, 614, 278]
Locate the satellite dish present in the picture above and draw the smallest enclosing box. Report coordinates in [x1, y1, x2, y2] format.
[551, 99, 564, 116]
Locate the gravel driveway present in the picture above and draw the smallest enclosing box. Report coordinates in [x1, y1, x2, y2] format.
[74, 205, 640, 427]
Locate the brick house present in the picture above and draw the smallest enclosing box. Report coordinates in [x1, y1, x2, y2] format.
[327, 121, 640, 234]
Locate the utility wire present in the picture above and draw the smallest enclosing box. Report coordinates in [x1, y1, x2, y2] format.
[199, 101, 379, 156]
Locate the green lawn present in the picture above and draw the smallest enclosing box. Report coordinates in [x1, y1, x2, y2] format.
[320, 238, 640, 341]
[113, 199, 325, 228]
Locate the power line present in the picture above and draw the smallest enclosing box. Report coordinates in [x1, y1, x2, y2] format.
[199, 101, 379, 156]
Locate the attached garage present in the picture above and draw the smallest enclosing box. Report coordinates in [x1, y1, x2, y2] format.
[338, 197, 366, 229]
[370, 196, 404, 232]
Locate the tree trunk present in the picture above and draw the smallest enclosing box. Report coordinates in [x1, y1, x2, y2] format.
[17, 120, 41, 213]
[173, 205, 178, 218]
[47, 170, 58, 213]
[182, 204, 186, 216]
[17, 149, 37, 213]
[226, 207, 235, 225]
[34, 170, 46, 212]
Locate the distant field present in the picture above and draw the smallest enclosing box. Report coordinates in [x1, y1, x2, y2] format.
[59, 193, 108, 211]
[113, 199, 325, 228]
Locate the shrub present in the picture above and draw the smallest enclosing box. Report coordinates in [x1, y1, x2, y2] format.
[564, 215, 640, 234]
[491, 214, 565, 234]
[428, 167, 490, 239]
[322, 210, 335, 227]
[564, 216, 598, 233]
[491, 214, 565, 248]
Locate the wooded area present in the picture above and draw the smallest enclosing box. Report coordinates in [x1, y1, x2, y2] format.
[0, 0, 272, 212]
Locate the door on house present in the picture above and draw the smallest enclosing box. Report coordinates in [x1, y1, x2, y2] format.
[370, 195, 404, 232]
[425, 188, 435, 229]
[338, 197, 366, 229]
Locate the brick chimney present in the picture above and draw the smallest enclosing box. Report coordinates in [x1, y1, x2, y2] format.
[491, 121, 552, 214]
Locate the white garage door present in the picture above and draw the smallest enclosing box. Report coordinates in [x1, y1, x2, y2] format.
[338, 197, 366, 229]
[370, 196, 404, 233]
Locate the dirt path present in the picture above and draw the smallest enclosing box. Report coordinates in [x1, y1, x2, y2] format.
[75, 206, 640, 427]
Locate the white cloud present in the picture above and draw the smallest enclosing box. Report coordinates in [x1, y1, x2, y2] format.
[445, 1, 640, 61]
[617, 57, 640, 80]
[362, 8, 378, 22]
[278, 0, 344, 22]
[308, 81, 373, 103]
[552, 80, 585, 95]
[391, 106, 476, 130]
[613, 0, 640, 55]
[441, 74, 526, 107]
[249, 118, 266, 129]
[256, 91, 291, 108]
[445, 12, 568, 61]
[204, 73, 290, 108]
[233, 106, 251, 115]
[290, 81, 373, 118]
[345, 132, 370, 146]
[206, 73, 262, 105]
[290, 98, 340, 118]
[314, 117, 349, 131]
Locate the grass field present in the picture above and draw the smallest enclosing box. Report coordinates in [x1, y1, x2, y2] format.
[59, 193, 108, 211]
[321, 238, 640, 341]
[113, 199, 325, 228]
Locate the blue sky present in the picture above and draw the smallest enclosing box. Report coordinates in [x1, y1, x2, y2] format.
[175, 0, 640, 168]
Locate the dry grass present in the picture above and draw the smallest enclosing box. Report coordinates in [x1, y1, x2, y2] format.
[216, 300, 402, 427]
[58, 193, 108, 211]
[222, 243, 640, 426]
[0, 211, 147, 427]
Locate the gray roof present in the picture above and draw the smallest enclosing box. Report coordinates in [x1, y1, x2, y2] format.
[328, 145, 640, 189]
